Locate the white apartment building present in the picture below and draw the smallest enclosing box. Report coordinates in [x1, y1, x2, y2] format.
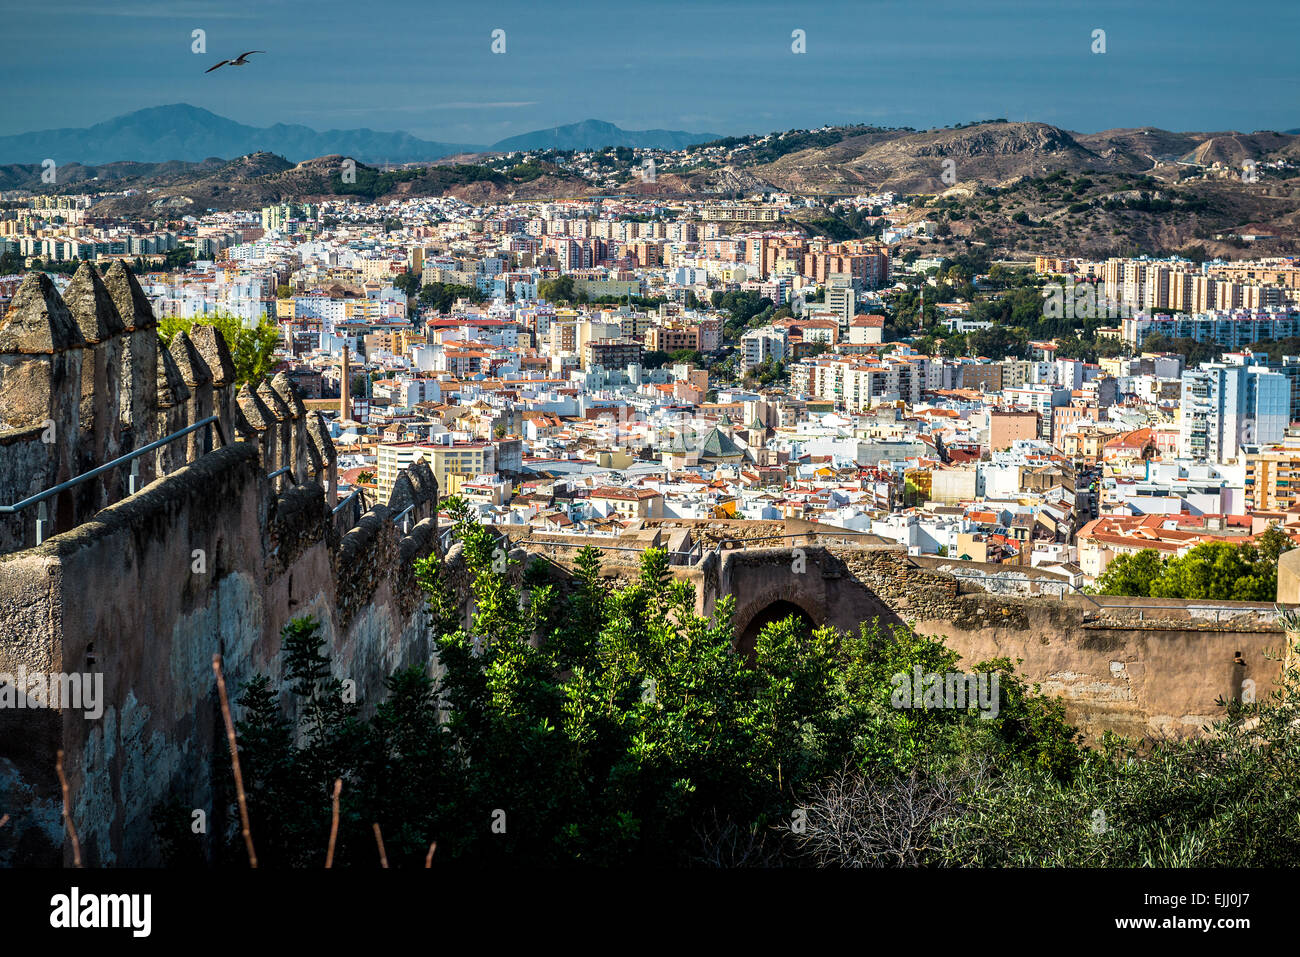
[741, 326, 789, 372]
[1178, 358, 1289, 463]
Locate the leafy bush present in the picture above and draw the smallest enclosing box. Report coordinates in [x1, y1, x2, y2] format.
[196, 522, 1300, 867]
[201, 532, 1087, 866]
[1090, 529, 1292, 602]
[158, 311, 279, 387]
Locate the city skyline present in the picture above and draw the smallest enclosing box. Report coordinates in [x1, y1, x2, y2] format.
[3, 0, 1300, 899]
[2, 0, 1298, 146]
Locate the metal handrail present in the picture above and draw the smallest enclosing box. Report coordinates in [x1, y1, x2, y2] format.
[329, 489, 419, 531]
[267, 465, 298, 484]
[393, 503, 415, 533]
[331, 487, 364, 515]
[0, 415, 223, 516]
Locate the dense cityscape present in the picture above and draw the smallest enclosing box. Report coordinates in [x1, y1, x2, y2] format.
[5, 187, 1298, 580]
[1, 0, 1296, 939]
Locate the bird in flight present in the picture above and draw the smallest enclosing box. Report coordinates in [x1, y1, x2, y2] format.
[205, 51, 266, 73]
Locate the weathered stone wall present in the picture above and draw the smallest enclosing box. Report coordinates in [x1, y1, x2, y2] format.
[512, 537, 1288, 745]
[0, 425, 54, 551]
[911, 555, 1080, 598]
[1279, 549, 1300, 605]
[1, 266, 339, 562]
[0, 443, 437, 866]
[714, 546, 898, 653]
[719, 545, 1287, 742]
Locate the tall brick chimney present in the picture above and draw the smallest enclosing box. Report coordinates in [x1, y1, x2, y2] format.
[340, 344, 351, 423]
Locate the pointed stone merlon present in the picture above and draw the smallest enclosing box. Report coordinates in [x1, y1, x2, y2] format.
[168, 331, 214, 463]
[101, 262, 158, 488]
[64, 263, 127, 512]
[302, 413, 324, 491]
[256, 378, 292, 488]
[0, 272, 85, 545]
[386, 458, 438, 535]
[387, 471, 417, 521]
[407, 458, 438, 525]
[190, 324, 238, 448]
[155, 335, 191, 478]
[230, 403, 258, 445]
[271, 373, 309, 485]
[235, 383, 274, 472]
[307, 411, 338, 506]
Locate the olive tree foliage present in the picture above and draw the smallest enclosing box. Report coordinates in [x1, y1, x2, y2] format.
[794, 637, 1300, 868]
[1090, 528, 1293, 602]
[159, 310, 281, 388]
[165, 510, 1300, 867]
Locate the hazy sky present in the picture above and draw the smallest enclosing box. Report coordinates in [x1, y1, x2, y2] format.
[2, 0, 1297, 144]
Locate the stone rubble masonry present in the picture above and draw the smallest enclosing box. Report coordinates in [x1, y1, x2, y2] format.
[271, 372, 310, 486]
[0, 271, 396, 866]
[510, 523, 1287, 749]
[167, 331, 213, 464]
[256, 379, 292, 491]
[0, 273, 84, 544]
[235, 381, 273, 471]
[62, 264, 125, 512]
[0, 266, 335, 554]
[101, 262, 157, 489]
[0, 432, 436, 866]
[154, 328, 190, 478]
[307, 411, 338, 506]
[189, 324, 237, 447]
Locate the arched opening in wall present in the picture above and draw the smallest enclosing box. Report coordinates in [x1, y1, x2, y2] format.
[736, 600, 815, 659]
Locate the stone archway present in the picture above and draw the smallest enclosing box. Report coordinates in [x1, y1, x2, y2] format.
[733, 595, 821, 658]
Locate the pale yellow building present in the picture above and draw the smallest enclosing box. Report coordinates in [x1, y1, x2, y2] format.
[1245, 451, 1300, 511]
[377, 441, 496, 502]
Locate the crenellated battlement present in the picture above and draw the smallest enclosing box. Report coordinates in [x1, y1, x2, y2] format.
[0, 266, 447, 866]
[0, 265, 339, 553]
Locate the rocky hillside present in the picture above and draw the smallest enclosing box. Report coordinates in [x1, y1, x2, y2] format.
[76, 154, 588, 215]
[9, 117, 1299, 257]
[703, 121, 1297, 194]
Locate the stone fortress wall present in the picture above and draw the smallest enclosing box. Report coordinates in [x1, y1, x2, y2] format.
[508, 519, 1290, 744]
[0, 266, 441, 866]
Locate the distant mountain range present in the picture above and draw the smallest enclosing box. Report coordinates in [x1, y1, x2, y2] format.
[4, 110, 1298, 262]
[0, 104, 480, 165]
[490, 119, 719, 152]
[0, 106, 721, 166]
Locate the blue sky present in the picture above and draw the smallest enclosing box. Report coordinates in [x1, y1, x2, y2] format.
[2, 0, 1297, 144]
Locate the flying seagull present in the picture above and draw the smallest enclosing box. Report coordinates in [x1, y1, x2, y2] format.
[205, 51, 266, 73]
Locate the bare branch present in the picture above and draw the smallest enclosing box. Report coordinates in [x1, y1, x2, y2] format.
[793, 765, 967, 867]
[373, 822, 388, 868]
[213, 653, 257, 868]
[326, 778, 342, 868]
[54, 750, 82, 867]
